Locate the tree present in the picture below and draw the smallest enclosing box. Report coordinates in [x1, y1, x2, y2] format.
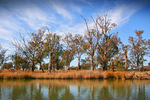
[81, 57, 91, 69]
[62, 33, 75, 70]
[52, 44, 63, 70]
[35, 29, 45, 72]
[62, 50, 74, 70]
[95, 14, 120, 71]
[0, 44, 8, 67]
[72, 34, 87, 69]
[109, 52, 125, 71]
[11, 53, 29, 70]
[2, 62, 13, 69]
[128, 30, 147, 71]
[82, 18, 99, 70]
[12, 28, 45, 72]
[44, 30, 60, 73]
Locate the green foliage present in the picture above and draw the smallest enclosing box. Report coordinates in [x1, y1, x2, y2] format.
[129, 30, 148, 70]
[44, 31, 62, 72]
[2, 62, 13, 69]
[12, 53, 29, 70]
[62, 50, 74, 69]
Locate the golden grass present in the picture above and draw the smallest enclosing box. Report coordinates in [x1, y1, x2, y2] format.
[0, 70, 150, 80]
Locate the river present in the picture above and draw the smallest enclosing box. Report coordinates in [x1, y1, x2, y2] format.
[0, 79, 150, 100]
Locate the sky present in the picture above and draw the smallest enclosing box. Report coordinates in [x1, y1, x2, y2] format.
[0, 0, 150, 66]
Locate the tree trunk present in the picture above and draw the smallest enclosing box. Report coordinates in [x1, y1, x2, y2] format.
[125, 54, 128, 71]
[23, 66, 25, 71]
[91, 55, 94, 70]
[56, 62, 59, 70]
[32, 52, 35, 72]
[137, 55, 139, 71]
[103, 62, 107, 71]
[32, 61, 35, 72]
[40, 62, 44, 73]
[67, 65, 69, 70]
[112, 65, 114, 72]
[48, 52, 52, 73]
[78, 55, 81, 70]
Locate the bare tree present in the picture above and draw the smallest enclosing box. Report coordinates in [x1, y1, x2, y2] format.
[82, 14, 120, 71]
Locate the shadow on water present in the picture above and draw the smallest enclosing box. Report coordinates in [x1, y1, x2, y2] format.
[0, 79, 150, 100]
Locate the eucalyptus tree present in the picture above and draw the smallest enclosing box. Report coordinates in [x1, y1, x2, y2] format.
[109, 52, 125, 71]
[73, 34, 87, 69]
[51, 39, 63, 70]
[11, 53, 29, 70]
[44, 30, 60, 73]
[34, 29, 45, 72]
[12, 28, 45, 72]
[128, 30, 147, 71]
[93, 14, 120, 71]
[82, 17, 99, 70]
[62, 33, 75, 70]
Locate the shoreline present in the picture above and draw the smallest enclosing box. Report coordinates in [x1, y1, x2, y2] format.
[0, 70, 150, 80]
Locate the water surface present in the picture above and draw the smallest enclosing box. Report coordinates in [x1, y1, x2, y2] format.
[0, 79, 150, 100]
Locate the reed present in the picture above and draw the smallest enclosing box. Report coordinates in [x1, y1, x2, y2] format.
[0, 70, 150, 80]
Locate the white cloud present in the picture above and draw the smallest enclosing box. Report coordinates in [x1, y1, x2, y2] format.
[0, 28, 14, 41]
[51, 2, 73, 20]
[70, 4, 82, 13]
[15, 4, 55, 30]
[78, 0, 92, 6]
[107, 3, 143, 27]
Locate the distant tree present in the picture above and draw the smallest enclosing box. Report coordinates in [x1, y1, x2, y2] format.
[128, 30, 147, 71]
[109, 53, 125, 71]
[11, 53, 29, 70]
[2, 62, 13, 69]
[42, 63, 48, 70]
[62, 50, 74, 70]
[80, 57, 91, 69]
[44, 30, 60, 73]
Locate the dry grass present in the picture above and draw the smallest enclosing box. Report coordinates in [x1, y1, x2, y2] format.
[0, 70, 150, 80]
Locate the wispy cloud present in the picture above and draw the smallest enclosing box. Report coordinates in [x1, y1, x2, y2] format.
[70, 4, 82, 13]
[15, 4, 55, 30]
[108, 4, 142, 26]
[51, 2, 73, 20]
[78, 0, 92, 6]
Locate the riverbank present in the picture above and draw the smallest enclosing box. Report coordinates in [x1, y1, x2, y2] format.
[0, 70, 150, 80]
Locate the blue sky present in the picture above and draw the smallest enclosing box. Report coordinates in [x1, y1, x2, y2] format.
[0, 0, 150, 66]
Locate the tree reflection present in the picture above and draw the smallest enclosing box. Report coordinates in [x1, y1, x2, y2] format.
[0, 80, 150, 100]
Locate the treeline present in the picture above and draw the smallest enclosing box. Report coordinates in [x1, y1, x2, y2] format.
[0, 14, 150, 72]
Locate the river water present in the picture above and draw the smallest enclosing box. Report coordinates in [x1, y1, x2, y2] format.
[0, 79, 150, 100]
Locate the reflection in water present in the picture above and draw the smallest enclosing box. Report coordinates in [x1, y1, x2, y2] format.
[0, 79, 150, 100]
